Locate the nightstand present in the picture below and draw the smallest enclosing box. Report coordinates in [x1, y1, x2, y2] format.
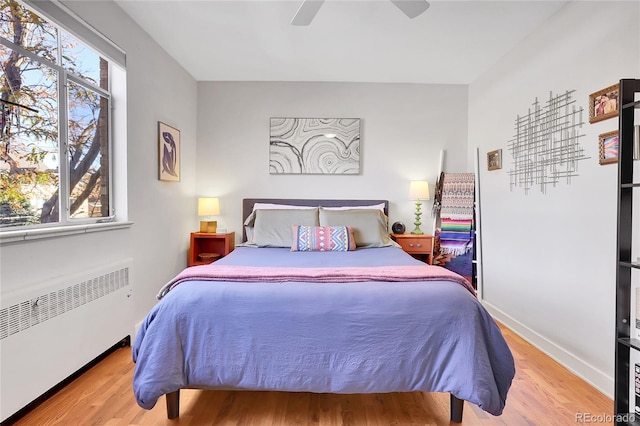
[188, 232, 235, 266]
[391, 233, 434, 264]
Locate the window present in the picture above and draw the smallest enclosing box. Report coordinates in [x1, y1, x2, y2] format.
[0, 0, 115, 228]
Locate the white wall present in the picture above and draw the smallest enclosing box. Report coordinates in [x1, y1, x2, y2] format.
[196, 82, 468, 237]
[0, 0, 197, 362]
[469, 1, 640, 396]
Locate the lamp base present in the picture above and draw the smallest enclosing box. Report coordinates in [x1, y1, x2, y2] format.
[411, 199, 423, 235]
[199, 220, 218, 233]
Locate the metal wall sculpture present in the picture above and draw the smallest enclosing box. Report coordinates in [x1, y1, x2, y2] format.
[269, 118, 360, 175]
[508, 90, 588, 194]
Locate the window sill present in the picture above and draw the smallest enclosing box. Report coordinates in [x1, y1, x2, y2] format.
[0, 221, 134, 245]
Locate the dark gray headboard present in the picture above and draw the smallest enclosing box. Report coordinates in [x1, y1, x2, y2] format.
[242, 198, 389, 242]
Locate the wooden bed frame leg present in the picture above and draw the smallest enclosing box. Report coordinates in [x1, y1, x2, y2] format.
[450, 394, 464, 423]
[166, 390, 180, 419]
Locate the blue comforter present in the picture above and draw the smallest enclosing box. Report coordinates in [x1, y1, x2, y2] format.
[132, 246, 514, 416]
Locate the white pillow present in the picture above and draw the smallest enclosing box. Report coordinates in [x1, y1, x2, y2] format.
[252, 203, 316, 211]
[322, 203, 386, 212]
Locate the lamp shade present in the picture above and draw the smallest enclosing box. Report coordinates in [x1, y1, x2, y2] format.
[198, 197, 220, 216]
[409, 181, 430, 200]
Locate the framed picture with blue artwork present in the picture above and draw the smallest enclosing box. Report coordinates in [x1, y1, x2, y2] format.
[158, 121, 180, 181]
[598, 130, 619, 165]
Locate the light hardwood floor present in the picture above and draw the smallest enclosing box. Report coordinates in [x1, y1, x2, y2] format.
[9, 324, 612, 425]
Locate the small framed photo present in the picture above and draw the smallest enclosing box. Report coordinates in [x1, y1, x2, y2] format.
[158, 121, 180, 181]
[589, 84, 619, 124]
[487, 149, 502, 171]
[598, 130, 619, 165]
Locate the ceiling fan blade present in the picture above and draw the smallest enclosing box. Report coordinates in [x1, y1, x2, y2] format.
[291, 0, 325, 26]
[390, 0, 430, 19]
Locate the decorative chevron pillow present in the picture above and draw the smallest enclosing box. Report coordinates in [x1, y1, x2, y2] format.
[291, 225, 356, 252]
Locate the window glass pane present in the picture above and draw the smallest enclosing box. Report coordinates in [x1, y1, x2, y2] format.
[61, 31, 108, 90]
[0, 1, 58, 65]
[67, 80, 109, 219]
[1, 1, 115, 230]
[1, 46, 60, 227]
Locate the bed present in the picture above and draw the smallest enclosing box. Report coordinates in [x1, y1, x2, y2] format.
[132, 198, 515, 422]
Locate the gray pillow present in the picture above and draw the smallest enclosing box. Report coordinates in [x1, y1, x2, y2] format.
[252, 208, 320, 247]
[318, 208, 392, 248]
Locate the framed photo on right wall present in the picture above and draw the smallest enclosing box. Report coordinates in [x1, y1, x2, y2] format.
[487, 149, 502, 171]
[589, 84, 619, 123]
[599, 130, 619, 165]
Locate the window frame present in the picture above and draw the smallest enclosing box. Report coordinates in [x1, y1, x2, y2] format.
[0, 0, 120, 233]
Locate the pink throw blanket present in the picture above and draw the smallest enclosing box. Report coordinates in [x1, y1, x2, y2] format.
[157, 264, 476, 299]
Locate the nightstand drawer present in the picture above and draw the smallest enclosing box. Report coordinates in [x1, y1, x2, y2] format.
[390, 233, 433, 264]
[396, 237, 432, 253]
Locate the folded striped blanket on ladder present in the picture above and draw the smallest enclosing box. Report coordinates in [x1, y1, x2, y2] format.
[439, 173, 475, 256]
[440, 218, 473, 255]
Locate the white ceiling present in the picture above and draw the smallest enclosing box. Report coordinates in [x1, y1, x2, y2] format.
[114, 0, 568, 84]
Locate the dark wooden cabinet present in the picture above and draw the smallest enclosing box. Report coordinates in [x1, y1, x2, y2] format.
[614, 79, 640, 424]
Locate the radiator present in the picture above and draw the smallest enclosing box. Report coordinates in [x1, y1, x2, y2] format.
[0, 260, 134, 422]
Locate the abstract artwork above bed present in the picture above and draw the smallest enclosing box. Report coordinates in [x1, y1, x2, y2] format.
[269, 118, 360, 174]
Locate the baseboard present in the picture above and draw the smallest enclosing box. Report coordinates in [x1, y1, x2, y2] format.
[482, 300, 613, 399]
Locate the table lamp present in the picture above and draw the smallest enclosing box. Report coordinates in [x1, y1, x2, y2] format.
[409, 180, 429, 235]
[198, 197, 220, 233]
